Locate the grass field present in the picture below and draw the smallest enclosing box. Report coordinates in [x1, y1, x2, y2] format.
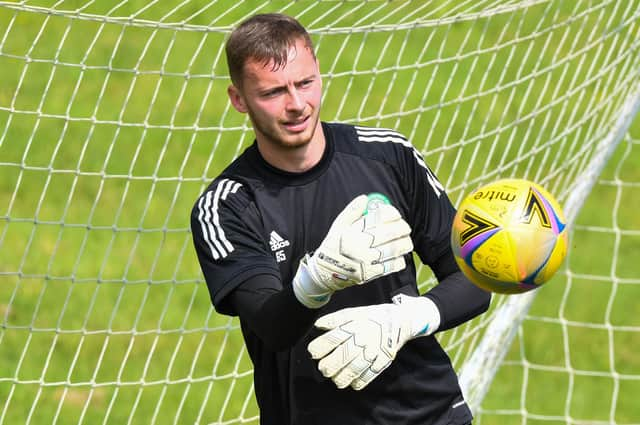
[1, 1, 639, 424]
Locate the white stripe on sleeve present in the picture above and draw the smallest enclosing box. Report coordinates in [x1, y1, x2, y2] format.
[355, 126, 444, 198]
[197, 178, 243, 260]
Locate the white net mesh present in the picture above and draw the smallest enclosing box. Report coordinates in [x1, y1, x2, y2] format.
[0, 1, 639, 424]
[472, 132, 640, 425]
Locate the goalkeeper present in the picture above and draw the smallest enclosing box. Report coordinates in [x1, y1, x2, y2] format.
[190, 13, 491, 425]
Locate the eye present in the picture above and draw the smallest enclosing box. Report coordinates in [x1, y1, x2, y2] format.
[261, 87, 285, 98]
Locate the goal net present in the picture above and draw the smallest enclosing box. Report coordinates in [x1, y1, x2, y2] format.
[0, 1, 639, 424]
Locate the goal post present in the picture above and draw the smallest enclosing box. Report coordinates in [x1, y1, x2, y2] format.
[1, 1, 639, 424]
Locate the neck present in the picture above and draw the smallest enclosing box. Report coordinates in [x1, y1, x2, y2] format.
[256, 125, 326, 173]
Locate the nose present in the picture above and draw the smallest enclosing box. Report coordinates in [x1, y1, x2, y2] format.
[286, 89, 304, 112]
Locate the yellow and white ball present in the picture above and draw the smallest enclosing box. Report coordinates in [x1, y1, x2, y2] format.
[451, 179, 568, 294]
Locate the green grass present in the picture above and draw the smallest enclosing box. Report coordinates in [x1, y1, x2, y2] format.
[1, 1, 640, 424]
[476, 134, 640, 424]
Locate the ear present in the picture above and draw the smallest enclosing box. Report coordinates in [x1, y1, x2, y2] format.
[228, 84, 248, 113]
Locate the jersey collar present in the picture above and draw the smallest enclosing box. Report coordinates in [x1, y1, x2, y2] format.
[248, 122, 334, 186]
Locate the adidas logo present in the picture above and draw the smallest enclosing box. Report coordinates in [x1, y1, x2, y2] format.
[269, 231, 290, 251]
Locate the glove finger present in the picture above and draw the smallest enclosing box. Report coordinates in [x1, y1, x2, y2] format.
[350, 357, 392, 391]
[365, 219, 412, 247]
[317, 336, 361, 378]
[314, 307, 367, 330]
[362, 203, 402, 229]
[361, 256, 406, 282]
[381, 256, 407, 275]
[330, 194, 369, 230]
[374, 236, 413, 262]
[307, 327, 352, 359]
[331, 355, 372, 389]
[340, 222, 412, 264]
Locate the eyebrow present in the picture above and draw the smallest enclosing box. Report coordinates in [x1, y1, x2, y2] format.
[257, 74, 317, 94]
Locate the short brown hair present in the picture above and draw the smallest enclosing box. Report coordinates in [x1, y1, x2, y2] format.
[225, 13, 315, 87]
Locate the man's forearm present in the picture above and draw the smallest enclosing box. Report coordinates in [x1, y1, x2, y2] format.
[425, 270, 491, 331]
[228, 274, 320, 351]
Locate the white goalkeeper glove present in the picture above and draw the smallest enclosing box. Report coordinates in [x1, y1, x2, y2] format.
[292, 194, 413, 308]
[307, 294, 441, 390]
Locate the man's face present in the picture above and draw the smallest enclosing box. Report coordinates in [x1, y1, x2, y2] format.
[228, 38, 323, 150]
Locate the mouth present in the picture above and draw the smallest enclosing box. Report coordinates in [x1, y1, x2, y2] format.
[282, 115, 310, 133]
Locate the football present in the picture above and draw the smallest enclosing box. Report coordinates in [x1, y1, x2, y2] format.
[451, 178, 568, 294]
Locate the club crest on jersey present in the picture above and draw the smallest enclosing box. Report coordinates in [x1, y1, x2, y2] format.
[269, 231, 290, 263]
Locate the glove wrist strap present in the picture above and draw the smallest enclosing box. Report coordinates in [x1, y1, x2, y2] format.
[392, 294, 441, 337]
[292, 255, 332, 309]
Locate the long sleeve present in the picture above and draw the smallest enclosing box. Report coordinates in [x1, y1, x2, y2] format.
[226, 274, 321, 351]
[424, 246, 491, 331]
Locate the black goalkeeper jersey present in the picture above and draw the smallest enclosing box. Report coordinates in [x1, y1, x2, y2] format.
[191, 122, 488, 425]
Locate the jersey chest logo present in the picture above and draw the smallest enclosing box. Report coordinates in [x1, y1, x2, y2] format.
[269, 231, 290, 263]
